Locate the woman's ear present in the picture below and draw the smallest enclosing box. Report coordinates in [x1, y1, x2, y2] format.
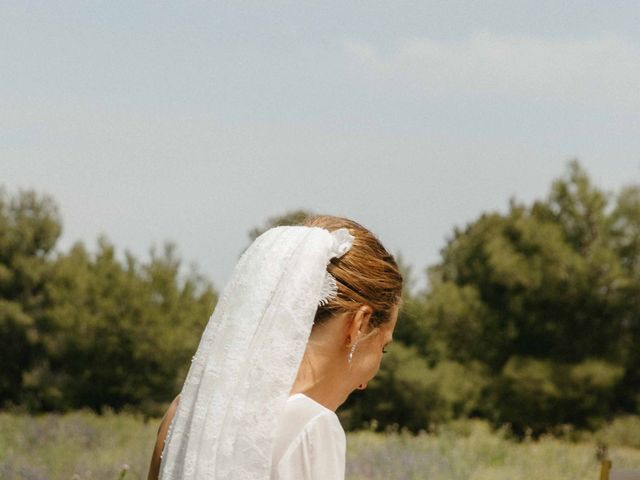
[346, 305, 373, 345]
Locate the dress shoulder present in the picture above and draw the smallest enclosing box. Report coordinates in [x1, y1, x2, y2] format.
[271, 394, 346, 480]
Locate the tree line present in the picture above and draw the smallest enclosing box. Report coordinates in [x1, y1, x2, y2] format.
[1, 161, 638, 434]
[0, 190, 215, 415]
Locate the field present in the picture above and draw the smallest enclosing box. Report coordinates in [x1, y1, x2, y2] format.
[1, 411, 639, 480]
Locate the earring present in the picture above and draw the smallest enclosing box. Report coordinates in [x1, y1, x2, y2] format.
[348, 342, 357, 364]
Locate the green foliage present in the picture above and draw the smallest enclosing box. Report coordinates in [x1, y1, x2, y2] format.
[0, 188, 217, 415]
[491, 357, 624, 432]
[340, 342, 488, 431]
[339, 160, 639, 433]
[0, 188, 61, 407]
[413, 160, 640, 433]
[38, 239, 216, 414]
[2, 158, 640, 434]
[247, 209, 313, 242]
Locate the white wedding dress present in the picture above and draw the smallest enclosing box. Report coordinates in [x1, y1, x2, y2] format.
[271, 393, 346, 479]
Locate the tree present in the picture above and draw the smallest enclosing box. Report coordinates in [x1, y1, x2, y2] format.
[248, 209, 313, 242]
[0, 187, 218, 414]
[0, 188, 61, 407]
[40, 238, 217, 414]
[421, 161, 638, 432]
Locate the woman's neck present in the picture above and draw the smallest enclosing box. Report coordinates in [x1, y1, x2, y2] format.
[289, 343, 351, 412]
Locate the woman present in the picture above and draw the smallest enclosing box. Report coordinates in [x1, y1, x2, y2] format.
[148, 215, 403, 480]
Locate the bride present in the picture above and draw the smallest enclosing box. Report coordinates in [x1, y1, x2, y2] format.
[147, 215, 403, 480]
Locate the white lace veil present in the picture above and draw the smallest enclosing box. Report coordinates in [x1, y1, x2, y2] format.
[159, 225, 355, 480]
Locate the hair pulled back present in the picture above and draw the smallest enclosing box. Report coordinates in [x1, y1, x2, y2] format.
[302, 215, 403, 328]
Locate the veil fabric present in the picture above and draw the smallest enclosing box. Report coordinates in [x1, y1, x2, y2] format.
[159, 225, 354, 480]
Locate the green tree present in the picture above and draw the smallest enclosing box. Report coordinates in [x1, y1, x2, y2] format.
[248, 209, 313, 242]
[0, 188, 61, 407]
[41, 238, 217, 414]
[422, 161, 638, 432]
[0, 187, 218, 414]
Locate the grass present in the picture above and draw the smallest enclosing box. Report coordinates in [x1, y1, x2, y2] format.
[0, 410, 154, 480]
[1, 411, 639, 480]
[346, 420, 640, 480]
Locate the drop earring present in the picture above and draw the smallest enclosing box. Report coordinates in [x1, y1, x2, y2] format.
[348, 341, 357, 364]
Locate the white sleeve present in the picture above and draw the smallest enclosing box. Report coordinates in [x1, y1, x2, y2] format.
[274, 411, 346, 480]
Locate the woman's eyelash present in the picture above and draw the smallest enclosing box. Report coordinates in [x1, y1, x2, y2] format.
[382, 347, 388, 354]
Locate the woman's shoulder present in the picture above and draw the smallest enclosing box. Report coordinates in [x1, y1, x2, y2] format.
[281, 393, 344, 436]
[284, 393, 342, 425]
[272, 394, 345, 465]
[271, 394, 346, 479]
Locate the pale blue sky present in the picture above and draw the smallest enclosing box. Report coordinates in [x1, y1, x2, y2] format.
[2, 2, 640, 293]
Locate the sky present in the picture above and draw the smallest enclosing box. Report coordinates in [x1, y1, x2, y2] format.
[2, 1, 640, 294]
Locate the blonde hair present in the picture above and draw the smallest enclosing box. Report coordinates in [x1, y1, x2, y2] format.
[302, 215, 403, 328]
